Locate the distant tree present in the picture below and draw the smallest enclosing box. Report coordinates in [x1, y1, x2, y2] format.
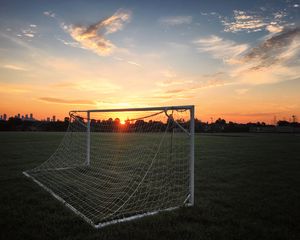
[277, 120, 290, 126]
[114, 118, 120, 126]
[215, 118, 226, 125]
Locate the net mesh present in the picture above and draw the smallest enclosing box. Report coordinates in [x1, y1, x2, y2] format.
[24, 107, 193, 227]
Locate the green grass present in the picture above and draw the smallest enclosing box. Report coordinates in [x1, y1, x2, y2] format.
[0, 132, 299, 240]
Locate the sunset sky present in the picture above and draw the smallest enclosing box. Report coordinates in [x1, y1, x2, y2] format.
[0, 0, 300, 123]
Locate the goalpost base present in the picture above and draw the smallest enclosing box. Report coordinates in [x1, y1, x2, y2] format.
[23, 171, 192, 228]
[23, 171, 96, 227]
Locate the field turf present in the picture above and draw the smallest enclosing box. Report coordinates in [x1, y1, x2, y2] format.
[0, 132, 299, 240]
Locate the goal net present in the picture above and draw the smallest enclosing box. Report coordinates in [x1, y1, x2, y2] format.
[23, 105, 195, 228]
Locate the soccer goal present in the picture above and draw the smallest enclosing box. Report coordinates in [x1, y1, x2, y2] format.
[23, 105, 195, 228]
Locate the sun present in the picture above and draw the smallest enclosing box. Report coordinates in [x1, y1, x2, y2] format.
[120, 120, 125, 125]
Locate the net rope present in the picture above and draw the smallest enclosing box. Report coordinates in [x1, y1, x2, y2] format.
[24, 107, 192, 227]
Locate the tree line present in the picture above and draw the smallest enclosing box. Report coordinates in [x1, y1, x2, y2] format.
[1, 116, 299, 132]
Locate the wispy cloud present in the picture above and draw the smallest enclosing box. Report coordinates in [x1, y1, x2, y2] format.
[241, 27, 300, 69]
[0, 31, 35, 50]
[231, 27, 300, 84]
[161, 69, 177, 78]
[56, 37, 83, 48]
[194, 27, 300, 85]
[150, 76, 235, 102]
[155, 71, 235, 101]
[194, 35, 249, 63]
[2, 64, 28, 71]
[0, 83, 30, 93]
[63, 9, 131, 56]
[38, 97, 95, 105]
[221, 112, 280, 117]
[127, 61, 142, 67]
[235, 88, 249, 95]
[159, 16, 192, 26]
[52, 79, 120, 94]
[157, 79, 191, 87]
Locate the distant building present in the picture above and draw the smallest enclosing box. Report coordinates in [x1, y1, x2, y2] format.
[47, 117, 50, 122]
[277, 126, 300, 133]
[250, 125, 300, 133]
[52, 115, 56, 122]
[3, 114, 7, 121]
[30, 113, 33, 119]
[17, 113, 20, 119]
[25, 114, 28, 120]
[249, 126, 276, 133]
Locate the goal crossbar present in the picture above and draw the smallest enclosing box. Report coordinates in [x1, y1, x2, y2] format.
[70, 105, 194, 113]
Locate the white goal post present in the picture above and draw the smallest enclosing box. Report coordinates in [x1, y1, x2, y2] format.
[23, 105, 195, 228]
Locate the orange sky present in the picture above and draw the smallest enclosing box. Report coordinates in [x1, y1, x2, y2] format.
[1, 2, 299, 124]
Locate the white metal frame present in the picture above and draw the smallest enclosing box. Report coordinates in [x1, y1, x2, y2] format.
[189, 105, 195, 206]
[86, 111, 91, 166]
[24, 105, 195, 228]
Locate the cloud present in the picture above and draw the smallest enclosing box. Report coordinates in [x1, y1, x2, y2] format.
[165, 41, 189, 50]
[56, 37, 83, 48]
[17, 25, 37, 39]
[114, 56, 142, 67]
[235, 88, 249, 95]
[24, 33, 34, 38]
[43, 11, 56, 18]
[52, 79, 120, 94]
[200, 11, 220, 17]
[194, 27, 300, 85]
[0, 31, 39, 52]
[231, 27, 300, 84]
[155, 72, 235, 101]
[161, 69, 177, 78]
[0, 83, 30, 93]
[221, 112, 280, 117]
[241, 27, 300, 69]
[65, 9, 131, 56]
[127, 61, 142, 67]
[95, 101, 133, 108]
[222, 10, 267, 33]
[164, 88, 186, 94]
[157, 79, 191, 87]
[266, 24, 284, 33]
[158, 69, 231, 92]
[150, 75, 235, 101]
[159, 16, 192, 26]
[2, 64, 28, 71]
[151, 91, 192, 101]
[222, 9, 288, 33]
[194, 35, 249, 63]
[38, 97, 95, 105]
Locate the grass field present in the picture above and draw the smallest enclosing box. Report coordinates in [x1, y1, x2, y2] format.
[0, 132, 299, 240]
